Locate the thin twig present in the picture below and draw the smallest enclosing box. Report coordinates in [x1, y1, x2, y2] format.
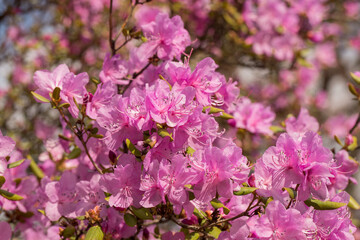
[121, 61, 152, 94]
[109, 0, 116, 56]
[349, 112, 360, 134]
[56, 107, 103, 174]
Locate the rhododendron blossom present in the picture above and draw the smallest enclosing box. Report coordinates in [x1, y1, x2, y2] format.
[1, 0, 359, 239]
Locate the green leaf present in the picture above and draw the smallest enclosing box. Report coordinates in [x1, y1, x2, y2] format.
[58, 103, 70, 108]
[189, 232, 200, 240]
[304, 199, 347, 210]
[208, 227, 222, 238]
[28, 155, 45, 179]
[38, 209, 46, 216]
[85, 226, 104, 240]
[92, 134, 104, 139]
[348, 195, 360, 210]
[0, 189, 24, 201]
[186, 147, 195, 156]
[52, 87, 61, 101]
[297, 58, 313, 68]
[159, 75, 172, 90]
[62, 225, 76, 238]
[77, 215, 86, 220]
[334, 135, 343, 146]
[131, 207, 154, 220]
[0, 176, 5, 188]
[233, 187, 257, 196]
[348, 83, 359, 97]
[350, 72, 360, 85]
[158, 128, 173, 141]
[68, 147, 82, 159]
[223, 206, 230, 215]
[8, 159, 25, 169]
[91, 77, 101, 85]
[31, 91, 50, 103]
[348, 136, 358, 151]
[124, 213, 137, 227]
[125, 139, 142, 157]
[270, 126, 285, 134]
[282, 187, 296, 199]
[219, 112, 234, 119]
[211, 198, 225, 209]
[202, 106, 224, 114]
[73, 97, 81, 111]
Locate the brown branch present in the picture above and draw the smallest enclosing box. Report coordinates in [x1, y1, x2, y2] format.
[349, 112, 360, 134]
[56, 106, 103, 174]
[121, 61, 152, 94]
[109, 0, 115, 56]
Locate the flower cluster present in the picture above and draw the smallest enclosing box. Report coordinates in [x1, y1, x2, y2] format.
[0, 1, 359, 240]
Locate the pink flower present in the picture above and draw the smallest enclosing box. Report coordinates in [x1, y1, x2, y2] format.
[44, 171, 80, 221]
[0, 221, 12, 240]
[146, 80, 196, 127]
[99, 54, 129, 85]
[247, 200, 309, 239]
[229, 97, 275, 135]
[161, 231, 185, 240]
[100, 155, 142, 208]
[136, 8, 191, 60]
[285, 107, 319, 141]
[159, 155, 197, 213]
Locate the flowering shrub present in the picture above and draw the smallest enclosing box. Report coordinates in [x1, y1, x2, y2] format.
[1, 0, 360, 239]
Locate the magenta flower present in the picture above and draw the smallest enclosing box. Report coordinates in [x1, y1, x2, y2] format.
[159, 155, 197, 213]
[285, 108, 319, 141]
[99, 54, 129, 85]
[135, 8, 191, 60]
[0, 221, 12, 240]
[193, 146, 249, 204]
[146, 80, 196, 127]
[247, 200, 309, 239]
[229, 97, 275, 135]
[76, 174, 105, 215]
[309, 192, 357, 239]
[139, 160, 163, 208]
[44, 171, 80, 221]
[86, 82, 116, 120]
[33, 64, 70, 101]
[100, 156, 142, 208]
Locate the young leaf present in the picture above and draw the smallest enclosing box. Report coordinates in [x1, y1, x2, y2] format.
[52, 87, 61, 101]
[208, 227, 222, 239]
[62, 225, 76, 238]
[210, 199, 225, 209]
[130, 207, 154, 220]
[158, 128, 173, 141]
[124, 213, 137, 227]
[125, 139, 142, 157]
[68, 147, 82, 159]
[304, 199, 347, 210]
[31, 91, 50, 103]
[0, 176, 5, 188]
[282, 187, 296, 199]
[348, 195, 360, 210]
[85, 225, 104, 240]
[58, 103, 70, 108]
[202, 106, 224, 114]
[350, 72, 360, 85]
[233, 187, 257, 196]
[28, 155, 45, 179]
[0, 189, 24, 201]
[219, 112, 234, 119]
[8, 159, 25, 169]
